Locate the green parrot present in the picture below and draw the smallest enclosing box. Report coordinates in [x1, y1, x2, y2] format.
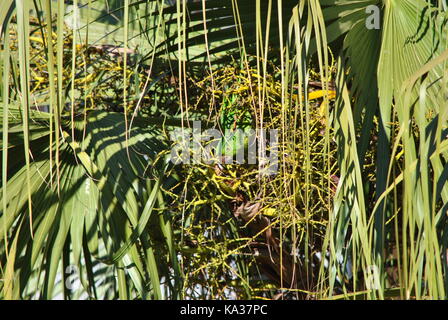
[216, 94, 254, 163]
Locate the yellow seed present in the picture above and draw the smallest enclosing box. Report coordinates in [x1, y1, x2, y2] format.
[308, 89, 336, 101]
[29, 36, 44, 44]
[262, 208, 276, 217]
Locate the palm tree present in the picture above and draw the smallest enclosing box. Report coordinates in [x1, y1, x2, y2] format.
[1, 0, 448, 300]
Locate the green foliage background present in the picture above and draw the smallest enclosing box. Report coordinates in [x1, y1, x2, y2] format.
[0, 0, 448, 300]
